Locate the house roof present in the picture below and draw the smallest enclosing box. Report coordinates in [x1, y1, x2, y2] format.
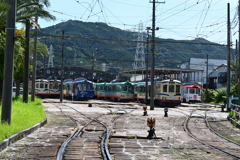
[209, 64, 227, 77]
[120, 67, 203, 75]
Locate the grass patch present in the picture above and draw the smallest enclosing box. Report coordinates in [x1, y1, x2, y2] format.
[0, 96, 46, 141]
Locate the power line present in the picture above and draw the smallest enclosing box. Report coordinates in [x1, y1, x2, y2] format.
[35, 34, 228, 46]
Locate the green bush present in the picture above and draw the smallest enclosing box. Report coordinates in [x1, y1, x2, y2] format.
[202, 88, 227, 104]
[228, 111, 236, 118]
[213, 87, 227, 104]
[202, 89, 217, 103]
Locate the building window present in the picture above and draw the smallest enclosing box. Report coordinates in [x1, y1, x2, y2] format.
[218, 72, 227, 83]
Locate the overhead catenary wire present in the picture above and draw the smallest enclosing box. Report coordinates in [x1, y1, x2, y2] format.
[41, 0, 238, 46]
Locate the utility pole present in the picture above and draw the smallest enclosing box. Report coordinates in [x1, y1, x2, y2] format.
[205, 54, 208, 102]
[43, 37, 47, 78]
[227, 3, 231, 110]
[60, 30, 64, 103]
[92, 51, 94, 81]
[149, 0, 165, 110]
[1, 0, 16, 124]
[92, 48, 97, 81]
[73, 45, 77, 66]
[23, 19, 30, 103]
[238, 0, 240, 106]
[31, 17, 38, 102]
[145, 27, 151, 105]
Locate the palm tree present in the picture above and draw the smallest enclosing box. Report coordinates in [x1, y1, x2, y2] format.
[0, 0, 56, 99]
[16, 0, 56, 27]
[0, 2, 10, 31]
[17, 0, 56, 98]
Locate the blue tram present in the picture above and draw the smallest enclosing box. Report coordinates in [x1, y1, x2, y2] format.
[62, 77, 95, 100]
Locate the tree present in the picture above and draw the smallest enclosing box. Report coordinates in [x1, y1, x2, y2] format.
[0, 0, 55, 99]
[0, 2, 10, 31]
[16, 0, 56, 27]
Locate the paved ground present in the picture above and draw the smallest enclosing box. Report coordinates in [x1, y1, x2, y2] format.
[0, 100, 232, 159]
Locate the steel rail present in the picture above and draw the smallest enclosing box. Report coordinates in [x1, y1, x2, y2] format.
[56, 119, 93, 160]
[184, 110, 240, 159]
[205, 111, 240, 147]
[56, 103, 137, 160]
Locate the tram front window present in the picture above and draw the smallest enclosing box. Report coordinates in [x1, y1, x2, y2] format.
[189, 89, 195, 94]
[169, 85, 174, 92]
[176, 85, 180, 94]
[122, 86, 127, 91]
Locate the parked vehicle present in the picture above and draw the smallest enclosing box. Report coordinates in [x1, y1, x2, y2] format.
[48, 79, 61, 98]
[154, 79, 182, 107]
[12, 87, 23, 97]
[62, 77, 94, 100]
[33, 79, 61, 98]
[62, 79, 73, 99]
[134, 81, 151, 103]
[95, 81, 135, 102]
[35, 79, 50, 98]
[182, 84, 201, 103]
[95, 82, 106, 99]
[72, 78, 95, 100]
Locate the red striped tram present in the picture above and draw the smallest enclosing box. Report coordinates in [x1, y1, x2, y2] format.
[182, 84, 202, 103]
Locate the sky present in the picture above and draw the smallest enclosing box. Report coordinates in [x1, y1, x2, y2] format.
[37, 0, 239, 46]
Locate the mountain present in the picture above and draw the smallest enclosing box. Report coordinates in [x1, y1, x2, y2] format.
[36, 20, 230, 72]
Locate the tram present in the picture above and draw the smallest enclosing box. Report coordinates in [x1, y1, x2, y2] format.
[35, 79, 49, 98]
[102, 81, 135, 101]
[48, 79, 61, 98]
[154, 79, 182, 107]
[182, 84, 201, 103]
[72, 78, 95, 100]
[95, 82, 106, 99]
[134, 82, 151, 103]
[62, 79, 73, 98]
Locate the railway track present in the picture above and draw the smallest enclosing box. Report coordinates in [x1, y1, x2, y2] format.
[184, 109, 240, 160]
[54, 102, 135, 160]
[2, 100, 238, 159]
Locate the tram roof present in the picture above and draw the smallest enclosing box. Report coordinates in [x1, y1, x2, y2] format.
[120, 67, 203, 75]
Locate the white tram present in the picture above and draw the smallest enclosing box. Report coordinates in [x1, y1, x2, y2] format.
[34, 79, 61, 98]
[181, 84, 202, 103]
[154, 79, 182, 107]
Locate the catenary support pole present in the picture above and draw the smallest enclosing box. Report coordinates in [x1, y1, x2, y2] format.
[1, 0, 16, 124]
[150, 0, 156, 110]
[60, 30, 64, 103]
[31, 17, 38, 102]
[227, 3, 231, 110]
[206, 54, 208, 102]
[23, 19, 30, 103]
[145, 27, 150, 105]
[149, 0, 164, 110]
[238, 0, 240, 106]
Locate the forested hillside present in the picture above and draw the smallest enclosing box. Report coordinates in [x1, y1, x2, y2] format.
[37, 20, 229, 71]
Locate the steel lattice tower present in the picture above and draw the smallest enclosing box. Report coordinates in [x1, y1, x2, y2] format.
[133, 22, 145, 69]
[48, 44, 54, 68]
